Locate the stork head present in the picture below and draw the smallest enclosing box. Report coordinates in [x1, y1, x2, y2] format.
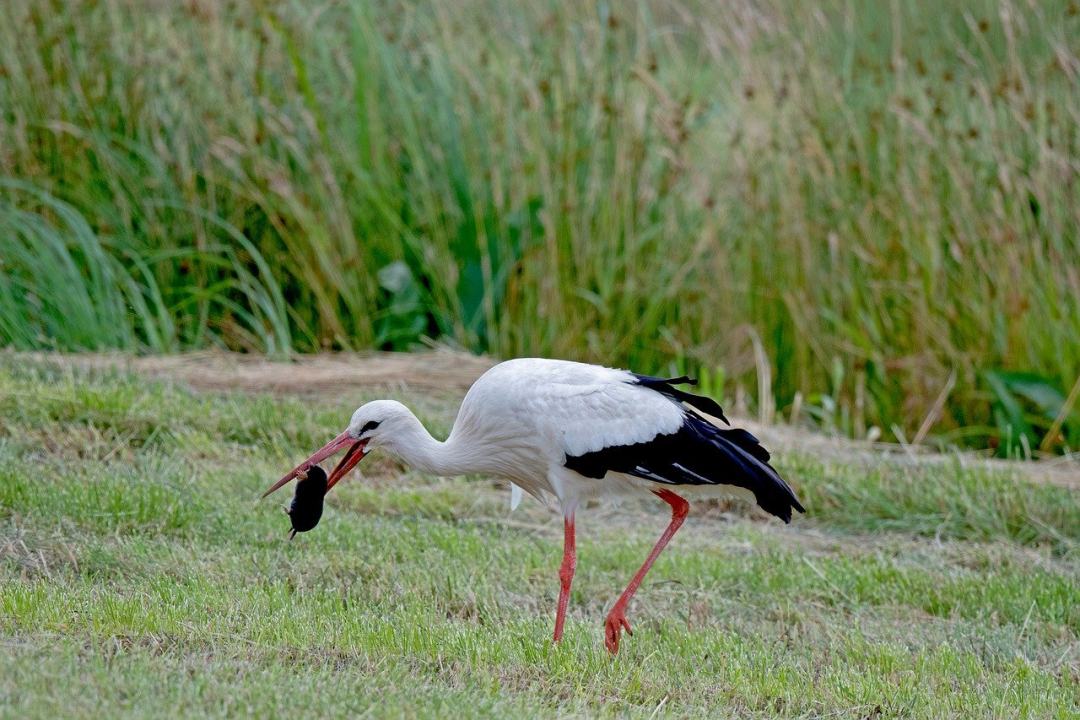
[260, 399, 412, 499]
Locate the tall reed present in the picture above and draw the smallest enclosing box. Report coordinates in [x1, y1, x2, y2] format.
[1, 0, 1077, 451]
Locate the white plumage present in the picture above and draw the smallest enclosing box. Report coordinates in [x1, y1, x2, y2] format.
[263, 357, 804, 654]
[439, 358, 686, 507]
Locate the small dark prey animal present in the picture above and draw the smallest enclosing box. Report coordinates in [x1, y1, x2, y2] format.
[284, 465, 328, 539]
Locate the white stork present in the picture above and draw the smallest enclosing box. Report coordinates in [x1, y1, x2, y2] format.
[262, 358, 804, 654]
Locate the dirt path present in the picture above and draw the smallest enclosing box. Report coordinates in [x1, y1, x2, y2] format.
[19, 349, 1079, 489]
[24, 348, 495, 394]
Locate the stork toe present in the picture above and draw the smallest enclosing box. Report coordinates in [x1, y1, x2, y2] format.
[604, 610, 632, 654]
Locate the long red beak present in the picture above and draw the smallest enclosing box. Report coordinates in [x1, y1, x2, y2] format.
[260, 430, 368, 498]
[325, 439, 367, 492]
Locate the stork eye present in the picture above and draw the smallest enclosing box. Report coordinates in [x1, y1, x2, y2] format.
[360, 420, 380, 434]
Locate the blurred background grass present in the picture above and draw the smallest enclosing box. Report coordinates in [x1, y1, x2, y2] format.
[1, 0, 1078, 455]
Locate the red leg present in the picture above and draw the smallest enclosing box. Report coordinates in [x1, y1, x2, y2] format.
[553, 514, 576, 642]
[604, 489, 689, 654]
[553, 514, 577, 642]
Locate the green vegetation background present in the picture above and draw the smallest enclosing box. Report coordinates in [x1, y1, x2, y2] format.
[1, 0, 1078, 452]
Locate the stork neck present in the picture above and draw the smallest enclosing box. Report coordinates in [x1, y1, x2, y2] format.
[391, 412, 473, 477]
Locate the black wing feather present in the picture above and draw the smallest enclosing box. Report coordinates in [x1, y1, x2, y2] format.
[564, 410, 805, 523]
[631, 374, 730, 425]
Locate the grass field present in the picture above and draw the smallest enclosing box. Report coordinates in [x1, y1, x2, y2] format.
[1, 355, 1076, 718]
[2, 0, 1079, 452]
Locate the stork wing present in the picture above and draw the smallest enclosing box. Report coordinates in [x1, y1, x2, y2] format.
[525, 376, 688, 459]
[531, 373, 804, 523]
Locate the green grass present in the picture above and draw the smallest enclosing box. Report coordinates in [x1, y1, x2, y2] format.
[1, 0, 1078, 453]
[1, 358, 1077, 718]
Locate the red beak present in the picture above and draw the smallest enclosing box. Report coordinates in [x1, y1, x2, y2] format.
[260, 430, 368, 499]
[325, 439, 367, 492]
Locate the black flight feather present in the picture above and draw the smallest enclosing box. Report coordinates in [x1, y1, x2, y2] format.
[631, 374, 730, 425]
[564, 410, 805, 523]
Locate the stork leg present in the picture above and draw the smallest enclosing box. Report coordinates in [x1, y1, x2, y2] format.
[553, 513, 576, 642]
[604, 488, 689, 654]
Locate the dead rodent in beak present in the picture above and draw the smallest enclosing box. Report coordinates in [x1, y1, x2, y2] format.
[285, 465, 328, 539]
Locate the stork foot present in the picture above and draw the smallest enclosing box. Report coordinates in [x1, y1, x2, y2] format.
[603, 606, 632, 654]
